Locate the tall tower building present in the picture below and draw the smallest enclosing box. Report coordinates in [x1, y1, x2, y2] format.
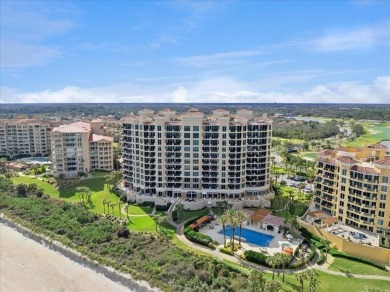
[122, 108, 272, 201]
[314, 144, 390, 235]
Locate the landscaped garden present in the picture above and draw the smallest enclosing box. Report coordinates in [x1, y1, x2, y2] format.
[328, 256, 389, 277]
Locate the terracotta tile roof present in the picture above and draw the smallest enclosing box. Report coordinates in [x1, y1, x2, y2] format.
[261, 214, 285, 226]
[317, 157, 337, 165]
[250, 208, 271, 222]
[321, 217, 339, 225]
[52, 122, 91, 133]
[321, 149, 337, 156]
[368, 143, 387, 150]
[350, 165, 379, 174]
[373, 159, 390, 167]
[89, 134, 113, 142]
[337, 156, 359, 164]
[306, 211, 327, 218]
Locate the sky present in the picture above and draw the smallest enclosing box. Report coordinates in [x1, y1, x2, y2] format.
[0, 0, 389, 104]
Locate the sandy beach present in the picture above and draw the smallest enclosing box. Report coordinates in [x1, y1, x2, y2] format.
[0, 223, 132, 292]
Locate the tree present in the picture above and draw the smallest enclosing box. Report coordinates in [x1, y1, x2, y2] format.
[265, 279, 282, 292]
[105, 170, 122, 191]
[16, 184, 28, 197]
[76, 186, 92, 204]
[295, 272, 307, 292]
[248, 269, 266, 292]
[125, 204, 129, 219]
[175, 202, 185, 220]
[235, 210, 248, 247]
[218, 213, 228, 247]
[157, 214, 168, 233]
[153, 213, 162, 232]
[280, 180, 287, 193]
[103, 199, 107, 214]
[266, 255, 278, 280]
[118, 201, 122, 218]
[321, 238, 331, 262]
[297, 182, 306, 196]
[226, 209, 239, 250]
[110, 202, 116, 216]
[216, 201, 225, 216]
[274, 252, 290, 282]
[289, 216, 300, 234]
[306, 269, 319, 292]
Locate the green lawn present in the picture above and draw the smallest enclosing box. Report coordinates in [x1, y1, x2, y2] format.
[266, 270, 390, 292]
[127, 204, 153, 215]
[12, 175, 120, 215]
[328, 257, 390, 277]
[343, 122, 390, 147]
[302, 151, 317, 160]
[175, 208, 210, 222]
[127, 215, 156, 232]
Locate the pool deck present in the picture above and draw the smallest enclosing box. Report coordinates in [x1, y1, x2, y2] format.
[199, 220, 301, 256]
[16, 157, 51, 165]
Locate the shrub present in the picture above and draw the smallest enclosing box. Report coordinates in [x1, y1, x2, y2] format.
[329, 249, 386, 270]
[117, 227, 130, 238]
[172, 210, 178, 221]
[317, 250, 326, 265]
[184, 228, 215, 248]
[243, 250, 269, 266]
[220, 247, 234, 256]
[155, 203, 171, 211]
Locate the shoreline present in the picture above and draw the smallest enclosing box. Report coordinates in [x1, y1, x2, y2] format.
[0, 215, 158, 292]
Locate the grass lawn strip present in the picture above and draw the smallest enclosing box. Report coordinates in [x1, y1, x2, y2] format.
[328, 257, 390, 277]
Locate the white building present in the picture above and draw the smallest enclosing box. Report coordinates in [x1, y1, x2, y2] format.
[122, 108, 273, 202]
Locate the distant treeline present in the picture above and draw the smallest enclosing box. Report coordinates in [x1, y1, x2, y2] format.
[1, 103, 389, 121]
[273, 119, 340, 140]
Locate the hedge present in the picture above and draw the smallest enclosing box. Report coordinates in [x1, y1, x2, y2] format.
[317, 250, 326, 265]
[220, 247, 234, 256]
[172, 210, 178, 221]
[329, 249, 386, 270]
[244, 250, 270, 267]
[184, 228, 215, 248]
[155, 203, 172, 211]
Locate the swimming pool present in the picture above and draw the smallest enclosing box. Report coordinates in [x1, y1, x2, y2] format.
[17, 157, 51, 165]
[219, 226, 274, 247]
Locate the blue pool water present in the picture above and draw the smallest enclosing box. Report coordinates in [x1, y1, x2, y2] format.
[219, 226, 274, 247]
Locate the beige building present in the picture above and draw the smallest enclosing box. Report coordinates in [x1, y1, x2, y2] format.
[314, 144, 390, 235]
[122, 108, 272, 201]
[51, 119, 113, 177]
[0, 118, 51, 157]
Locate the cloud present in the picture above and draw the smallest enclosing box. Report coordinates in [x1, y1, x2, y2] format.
[2, 76, 389, 104]
[174, 50, 265, 67]
[0, 1, 75, 68]
[306, 23, 390, 52]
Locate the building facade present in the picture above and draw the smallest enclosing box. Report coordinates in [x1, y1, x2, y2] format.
[51, 120, 113, 177]
[122, 108, 272, 201]
[0, 118, 51, 158]
[314, 144, 390, 235]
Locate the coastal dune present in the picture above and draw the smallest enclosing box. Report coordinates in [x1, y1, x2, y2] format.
[0, 223, 132, 292]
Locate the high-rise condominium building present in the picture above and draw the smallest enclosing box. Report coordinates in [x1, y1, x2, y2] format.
[51, 119, 113, 177]
[314, 144, 390, 235]
[0, 118, 51, 157]
[122, 108, 272, 200]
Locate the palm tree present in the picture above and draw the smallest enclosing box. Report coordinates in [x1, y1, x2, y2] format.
[106, 201, 111, 215]
[249, 269, 266, 292]
[295, 272, 307, 292]
[227, 209, 238, 250]
[218, 213, 229, 247]
[216, 201, 224, 216]
[280, 180, 287, 193]
[153, 213, 162, 232]
[103, 199, 107, 214]
[110, 202, 116, 216]
[235, 210, 248, 247]
[321, 238, 331, 262]
[289, 215, 300, 234]
[265, 279, 282, 292]
[266, 255, 278, 280]
[118, 201, 122, 218]
[306, 269, 319, 292]
[125, 204, 129, 219]
[279, 253, 291, 283]
[297, 182, 306, 197]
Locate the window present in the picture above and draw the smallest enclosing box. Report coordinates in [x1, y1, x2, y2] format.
[193, 153, 199, 158]
[380, 194, 387, 201]
[378, 219, 384, 226]
[378, 211, 385, 217]
[381, 186, 388, 192]
[184, 147, 191, 151]
[185, 153, 190, 158]
[193, 172, 199, 177]
[184, 172, 191, 176]
[383, 176, 389, 183]
[184, 140, 191, 145]
[193, 140, 199, 145]
[342, 169, 347, 176]
[193, 133, 199, 138]
[193, 126, 199, 131]
[184, 126, 190, 131]
[184, 133, 190, 138]
[193, 147, 199, 152]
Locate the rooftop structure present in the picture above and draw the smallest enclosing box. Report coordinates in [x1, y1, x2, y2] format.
[51, 120, 113, 177]
[122, 109, 272, 203]
[314, 144, 390, 235]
